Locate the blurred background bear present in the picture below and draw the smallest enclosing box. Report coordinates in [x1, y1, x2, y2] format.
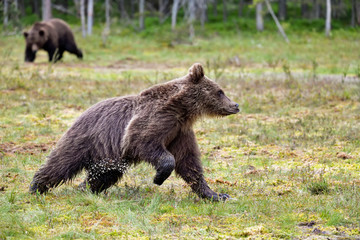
[23, 18, 83, 62]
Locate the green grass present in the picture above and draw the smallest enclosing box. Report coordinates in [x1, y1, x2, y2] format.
[1, 28, 360, 239]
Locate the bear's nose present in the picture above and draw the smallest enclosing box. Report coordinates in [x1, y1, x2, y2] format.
[235, 103, 239, 108]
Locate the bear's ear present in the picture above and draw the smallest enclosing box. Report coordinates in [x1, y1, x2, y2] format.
[188, 63, 204, 84]
[23, 31, 28, 38]
[39, 29, 45, 37]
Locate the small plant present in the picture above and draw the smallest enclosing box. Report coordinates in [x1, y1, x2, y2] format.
[311, 59, 318, 81]
[205, 57, 225, 81]
[282, 61, 292, 80]
[282, 60, 298, 89]
[307, 179, 330, 195]
[342, 64, 349, 83]
[266, 57, 281, 70]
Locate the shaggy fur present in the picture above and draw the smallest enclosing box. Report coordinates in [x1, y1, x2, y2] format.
[29, 63, 239, 201]
[23, 18, 83, 62]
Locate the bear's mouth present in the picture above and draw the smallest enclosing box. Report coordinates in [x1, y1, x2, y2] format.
[220, 107, 240, 116]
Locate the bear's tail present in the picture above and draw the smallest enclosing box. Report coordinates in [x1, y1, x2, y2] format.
[29, 148, 86, 194]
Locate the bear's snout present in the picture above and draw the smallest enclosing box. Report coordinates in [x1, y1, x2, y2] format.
[231, 103, 240, 114]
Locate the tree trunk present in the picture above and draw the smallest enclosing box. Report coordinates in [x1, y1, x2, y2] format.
[301, 0, 309, 18]
[199, 0, 207, 28]
[256, 2, 264, 31]
[238, 0, 244, 17]
[188, 0, 195, 40]
[118, 0, 128, 20]
[351, 0, 356, 26]
[325, 0, 331, 37]
[87, 0, 94, 35]
[73, 0, 80, 17]
[222, 0, 228, 22]
[159, 0, 170, 24]
[312, 0, 321, 19]
[159, 0, 164, 22]
[332, 0, 340, 19]
[13, 0, 20, 24]
[130, 0, 135, 19]
[171, 0, 180, 30]
[278, 0, 286, 20]
[213, 0, 218, 17]
[32, 0, 41, 17]
[3, 0, 8, 28]
[102, 0, 111, 45]
[356, 0, 360, 25]
[139, 0, 145, 30]
[42, 0, 52, 21]
[18, 0, 25, 17]
[265, 0, 289, 42]
[105, 0, 111, 31]
[80, 0, 86, 37]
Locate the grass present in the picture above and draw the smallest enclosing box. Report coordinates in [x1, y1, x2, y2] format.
[1, 26, 360, 239]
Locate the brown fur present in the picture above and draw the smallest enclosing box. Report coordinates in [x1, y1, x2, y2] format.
[29, 63, 239, 201]
[23, 18, 83, 62]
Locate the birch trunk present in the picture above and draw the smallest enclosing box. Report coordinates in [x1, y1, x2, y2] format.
[265, 0, 289, 43]
[42, 0, 52, 21]
[80, 0, 86, 37]
[3, 0, 8, 28]
[87, 0, 94, 35]
[171, 0, 180, 30]
[325, 0, 331, 37]
[199, 0, 207, 28]
[256, 2, 264, 31]
[139, 0, 145, 30]
[188, 0, 195, 40]
[105, 0, 111, 31]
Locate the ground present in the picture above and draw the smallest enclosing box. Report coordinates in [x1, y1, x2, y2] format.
[0, 30, 360, 239]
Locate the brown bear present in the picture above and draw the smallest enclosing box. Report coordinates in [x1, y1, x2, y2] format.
[23, 18, 83, 62]
[29, 63, 239, 201]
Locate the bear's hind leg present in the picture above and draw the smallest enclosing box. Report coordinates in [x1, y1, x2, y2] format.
[80, 158, 128, 193]
[80, 170, 123, 193]
[30, 155, 85, 194]
[65, 43, 83, 59]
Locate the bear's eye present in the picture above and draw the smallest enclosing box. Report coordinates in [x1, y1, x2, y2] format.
[217, 90, 224, 97]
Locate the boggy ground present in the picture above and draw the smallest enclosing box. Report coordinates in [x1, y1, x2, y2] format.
[1, 32, 360, 239]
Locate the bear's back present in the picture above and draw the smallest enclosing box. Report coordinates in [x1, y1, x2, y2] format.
[46, 19, 74, 41]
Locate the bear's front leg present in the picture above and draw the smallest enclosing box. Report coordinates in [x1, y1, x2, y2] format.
[153, 154, 175, 185]
[190, 177, 230, 201]
[169, 129, 230, 201]
[121, 116, 178, 186]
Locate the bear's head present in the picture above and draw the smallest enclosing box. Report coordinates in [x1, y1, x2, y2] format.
[23, 22, 49, 62]
[187, 63, 239, 117]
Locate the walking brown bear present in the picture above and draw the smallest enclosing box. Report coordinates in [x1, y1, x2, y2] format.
[23, 18, 83, 62]
[29, 63, 239, 201]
